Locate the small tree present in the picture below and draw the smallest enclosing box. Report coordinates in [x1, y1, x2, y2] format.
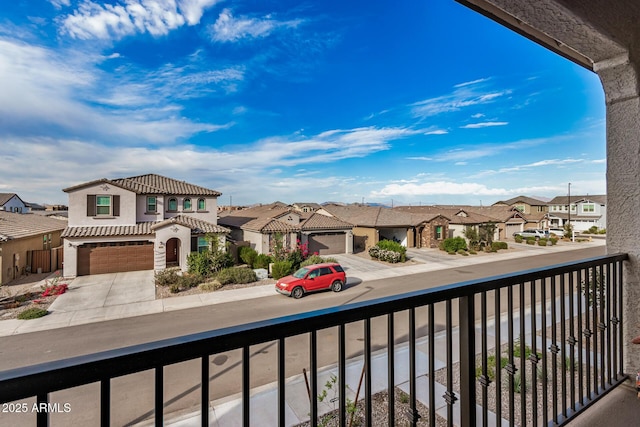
[270, 232, 289, 261]
[463, 226, 480, 250]
[564, 222, 574, 237]
[478, 222, 497, 246]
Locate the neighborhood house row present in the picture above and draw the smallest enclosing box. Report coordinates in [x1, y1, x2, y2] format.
[0, 176, 606, 284]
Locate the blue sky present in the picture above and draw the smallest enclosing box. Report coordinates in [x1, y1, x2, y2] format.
[0, 0, 606, 206]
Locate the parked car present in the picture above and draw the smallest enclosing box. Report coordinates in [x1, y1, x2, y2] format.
[513, 229, 548, 239]
[275, 263, 346, 299]
[548, 228, 565, 237]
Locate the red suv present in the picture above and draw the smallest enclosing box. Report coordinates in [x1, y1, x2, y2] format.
[275, 263, 346, 299]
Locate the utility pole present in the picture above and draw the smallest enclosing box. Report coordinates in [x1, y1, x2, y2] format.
[567, 183, 572, 241]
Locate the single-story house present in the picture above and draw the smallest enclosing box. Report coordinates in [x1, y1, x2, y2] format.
[0, 211, 67, 284]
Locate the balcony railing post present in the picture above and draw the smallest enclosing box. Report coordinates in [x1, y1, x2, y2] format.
[459, 295, 476, 427]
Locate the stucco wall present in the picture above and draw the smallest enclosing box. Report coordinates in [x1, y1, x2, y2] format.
[1, 231, 62, 284]
[352, 227, 377, 252]
[67, 183, 137, 226]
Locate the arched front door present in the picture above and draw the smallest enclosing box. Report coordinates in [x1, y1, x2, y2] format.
[166, 238, 179, 267]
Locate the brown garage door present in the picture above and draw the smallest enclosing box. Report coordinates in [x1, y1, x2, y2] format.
[77, 242, 154, 276]
[308, 233, 345, 255]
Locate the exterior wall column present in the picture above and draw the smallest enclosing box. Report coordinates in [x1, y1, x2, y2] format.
[597, 54, 640, 373]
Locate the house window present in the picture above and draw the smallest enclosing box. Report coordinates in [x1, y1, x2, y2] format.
[168, 198, 177, 211]
[435, 225, 443, 240]
[515, 205, 525, 212]
[183, 198, 192, 211]
[197, 236, 209, 253]
[197, 198, 206, 211]
[583, 204, 595, 213]
[96, 195, 112, 215]
[43, 235, 47, 250]
[147, 196, 157, 213]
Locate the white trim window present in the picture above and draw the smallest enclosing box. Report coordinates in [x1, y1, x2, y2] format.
[147, 196, 157, 213]
[197, 198, 206, 211]
[96, 195, 112, 215]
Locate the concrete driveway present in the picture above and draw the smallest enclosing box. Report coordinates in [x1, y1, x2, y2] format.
[48, 270, 156, 313]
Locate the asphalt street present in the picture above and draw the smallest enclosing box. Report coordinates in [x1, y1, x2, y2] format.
[0, 245, 606, 426]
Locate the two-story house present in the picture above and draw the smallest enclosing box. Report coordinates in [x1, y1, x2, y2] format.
[546, 195, 607, 232]
[61, 174, 230, 277]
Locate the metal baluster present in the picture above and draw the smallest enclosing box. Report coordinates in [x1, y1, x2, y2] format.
[278, 339, 285, 427]
[584, 267, 592, 403]
[519, 282, 526, 426]
[387, 314, 395, 427]
[540, 276, 548, 426]
[460, 295, 476, 427]
[310, 332, 317, 427]
[202, 355, 209, 427]
[409, 308, 419, 426]
[36, 393, 48, 427]
[480, 291, 490, 426]
[243, 346, 250, 427]
[340, 324, 346, 427]
[364, 318, 372, 427]
[507, 285, 516, 427]
[155, 366, 164, 427]
[530, 280, 539, 425]
[429, 304, 436, 427]
[598, 263, 606, 392]
[550, 276, 559, 423]
[568, 270, 577, 413]
[445, 300, 457, 427]
[495, 288, 502, 425]
[560, 274, 568, 419]
[101, 379, 110, 427]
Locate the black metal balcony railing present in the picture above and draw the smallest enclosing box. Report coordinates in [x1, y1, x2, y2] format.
[0, 253, 628, 427]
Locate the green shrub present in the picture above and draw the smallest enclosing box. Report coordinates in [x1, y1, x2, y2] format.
[550, 237, 558, 245]
[491, 241, 508, 251]
[199, 281, 222, 292]
[585, 226, 598, 234]
[301, 254, 330, 267]
[440, 237, 467, 253]
[457, 249, 467, 255]
[447, 251, 456, 255]
[526, 237, 536, 245]
[178, 273, 202, 288]
[538, 238, 548, 246]
[377, 239, 406, 255]
[187, 251, 211, 276]
[169, 283, 182, 293]
[287, 248, 305, 271]
[468, 249, 477, 255]
[17, 307, 48, 320]
[598, 228, 607, 234]
[155, 268, 180, 286]
[238, 246, 258, 267]
[254, 253, 273, 269]
[514, 235, 523, 243]
[216, 267, 258, 285]
[271, 261, 293, 280]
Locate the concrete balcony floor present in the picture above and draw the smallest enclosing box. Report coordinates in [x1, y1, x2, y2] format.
[568, 380, 640, 426]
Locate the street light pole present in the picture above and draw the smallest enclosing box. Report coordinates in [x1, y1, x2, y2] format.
[568, 182, 572, 241]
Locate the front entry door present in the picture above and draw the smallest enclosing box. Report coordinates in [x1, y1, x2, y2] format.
[166, 238, 178, 265]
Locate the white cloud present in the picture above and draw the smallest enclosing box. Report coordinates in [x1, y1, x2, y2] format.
[60, 0, 221, 40]
[49, 0, 71, 9]
[424, 129, 448, 135]
[1, 126, 413, 204]
[460, 121, 508, 129]
[471, 113, 484, 118]
[411, 88, 510, 118]
[0, 37, 232, 143]
[210, 8, 303, 42]
[454, 77, 490, 88]
[371, 181, 511, 197]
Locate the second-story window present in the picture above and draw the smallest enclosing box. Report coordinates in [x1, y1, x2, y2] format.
[168, 197, 177, 212]
[96, 195, 112, 215]
[583, 204, 595, 213]
[183, 198, 192, 211]
[147, 196, 157, 213]
[197, 198, 206, 211]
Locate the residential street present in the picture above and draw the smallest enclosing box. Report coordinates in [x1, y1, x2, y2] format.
[0, 245, 605, 426]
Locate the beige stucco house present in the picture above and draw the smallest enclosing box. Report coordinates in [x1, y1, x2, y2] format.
[219, 202, 354, 255]
[61, 174, 229, 277]
[0, 211, 67, 285]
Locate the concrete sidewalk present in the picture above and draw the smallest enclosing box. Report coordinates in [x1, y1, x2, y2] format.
[0, 239, 605, 337]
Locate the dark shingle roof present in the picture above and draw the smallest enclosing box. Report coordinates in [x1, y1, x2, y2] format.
[63, 174, 222, 197]
[0, 212, 67, 241]
[548, 195, 607, 205]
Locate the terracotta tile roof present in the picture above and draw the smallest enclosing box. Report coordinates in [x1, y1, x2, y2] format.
[300, 212, 353, 230]
[62, 216, 228, 238]
[241, 217, 298, 233]
[322, 205, 422, 227]
[394, 205, 524, 224]
[493, 195, 549, 206]
[61, 222, 155, 238]
[0, 212, 67, 242]
[63, 174, 222, 196]
[150, 215, 230, 234]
